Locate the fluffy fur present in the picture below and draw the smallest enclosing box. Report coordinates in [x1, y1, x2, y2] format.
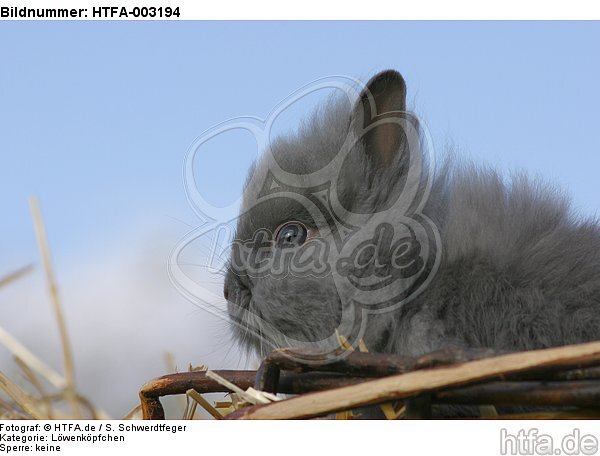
[224, 70, 600, 359]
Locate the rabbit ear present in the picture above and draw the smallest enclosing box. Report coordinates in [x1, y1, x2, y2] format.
[351, 70, 407, 164]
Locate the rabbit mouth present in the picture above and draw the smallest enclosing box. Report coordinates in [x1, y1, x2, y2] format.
[224, 271, 253, 318]
[224, 274, 345, 355]
[224, 271, 270, 354]
[227, 294, 282, 357]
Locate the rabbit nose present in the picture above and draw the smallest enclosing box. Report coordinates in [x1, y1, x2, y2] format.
[223, 284, 229, 300]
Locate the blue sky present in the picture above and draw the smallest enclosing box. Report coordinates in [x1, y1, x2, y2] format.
[2, 21, 600, 272]
[1, 20, 600, 416]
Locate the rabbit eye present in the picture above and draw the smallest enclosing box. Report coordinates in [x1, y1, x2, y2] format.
[275, 221, 308, 248]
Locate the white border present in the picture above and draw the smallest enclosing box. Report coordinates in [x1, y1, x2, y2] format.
[1, 0, 600, 20]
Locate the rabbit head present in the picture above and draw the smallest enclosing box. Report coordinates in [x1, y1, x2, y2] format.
[224, 70, 438, 357]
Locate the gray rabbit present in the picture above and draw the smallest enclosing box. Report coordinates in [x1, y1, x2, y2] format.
[224, 69, 600, 361]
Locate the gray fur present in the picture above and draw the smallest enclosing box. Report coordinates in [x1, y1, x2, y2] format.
[224, 70, 600, 359]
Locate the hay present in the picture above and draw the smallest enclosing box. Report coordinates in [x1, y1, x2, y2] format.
[0, 197, 111, 420]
